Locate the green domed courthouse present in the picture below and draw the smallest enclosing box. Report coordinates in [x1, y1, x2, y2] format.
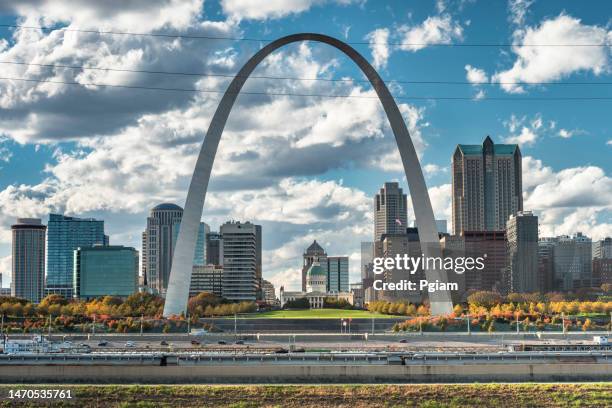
[280, 261, 354, 309]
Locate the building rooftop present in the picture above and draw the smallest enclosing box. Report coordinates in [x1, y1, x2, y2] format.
[457, 136, 518, 156]
[152, 203, 183, 211]
[305, 240, 326, 255]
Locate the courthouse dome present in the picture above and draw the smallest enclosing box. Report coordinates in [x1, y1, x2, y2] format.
[306, 263, 326, 277]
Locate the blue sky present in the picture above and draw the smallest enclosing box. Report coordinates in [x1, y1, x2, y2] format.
[0, 0, 610, 291]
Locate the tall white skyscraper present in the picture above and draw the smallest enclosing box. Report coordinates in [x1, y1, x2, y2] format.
[452, 136, 522, 234]
[374, 182, 408, 241]
[220, 221, 262, 301]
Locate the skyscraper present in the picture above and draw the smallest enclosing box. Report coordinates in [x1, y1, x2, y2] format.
[73, 245, 138, 299]
[452, 136, 522, 234]
[302, 240, 327, 291]
[374, 182, 408, 241]
[378, 229, 423, 303]
[463, 230, 507, 292]
[143, 203, 183, 294]
[593, 237, 612, 259]
[206, 232, 223, 265]
[538, 238, 556, 293]
[11, 218, 46, 303]
[552, 233, 592, 290]
[506, 211, 539, 293]
[46, 214, 106, 298]
[189, 264, 223, 297]
[326, 256, 349, 292]
[220, 221, 262, 301]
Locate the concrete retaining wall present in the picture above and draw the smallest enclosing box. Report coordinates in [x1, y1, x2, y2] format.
[1, 363, 610, 383]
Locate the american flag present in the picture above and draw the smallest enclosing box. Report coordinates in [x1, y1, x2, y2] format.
[395, 218, 403, 226]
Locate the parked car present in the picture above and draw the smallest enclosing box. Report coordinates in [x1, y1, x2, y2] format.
[160, 341, 169, 346]
[235, 340, 244, 345]
[191, 340, 201, 345]
[97, 341, 108, 347]
[217, 340, 227, 345]
[125, 341, 136, 348]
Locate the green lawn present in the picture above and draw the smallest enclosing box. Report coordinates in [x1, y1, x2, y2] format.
[237, 308, 403, 319]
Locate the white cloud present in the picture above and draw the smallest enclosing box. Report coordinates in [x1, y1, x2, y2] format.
[0, 1, 238, 143]
[508, 0, 533, 26]
[522, 158, 612, 240]
[505, 126, 537, 146]
[557, 128, 586, 139]
[464, 64, 488, 84]
[5, 0, 203, 32]
[366, 104, 428, 172]
[0, 137, 12, 163]
[366, 28, 390, 69]
[398, 14, 463, 52]
[423, 163, 447, 176]
[493, 14, 611, 93]
[607, 140, 612, 146]
[521, 156, 554, 191]
[503, 114, 544, 146]
[0, 255, 10, 288]
[220, 0, 360, 20]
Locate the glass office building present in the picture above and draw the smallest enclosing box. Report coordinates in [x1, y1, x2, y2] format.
[326, 256, 349, 293]
[73, 245, 138, 299]
[46, 214, 107, 298]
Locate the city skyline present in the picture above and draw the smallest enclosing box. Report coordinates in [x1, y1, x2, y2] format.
[0, 1, 611, 294]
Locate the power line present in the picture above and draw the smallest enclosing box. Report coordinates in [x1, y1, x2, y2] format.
[1, 76, 611, 101]
[1, 60, 611, 87]
[1, 24, 609, 47]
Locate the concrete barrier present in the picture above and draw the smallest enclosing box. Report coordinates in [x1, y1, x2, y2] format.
[1, 362, 610, 383]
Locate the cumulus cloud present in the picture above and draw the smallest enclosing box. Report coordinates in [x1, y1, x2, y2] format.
[493, 14, 611, 93]
[423, 163, 447, 176]
[220, 0, 360, 21]
[398, 14, 463, 52]
[366, 28, 390, 69]
[464, 64, 488, 84]
[465, 64, 488, 99]
[0, 1, 238, 143]
[0, 0, 203, 31]
[503, 114, 543, 146]
[522, 157, 612, 239]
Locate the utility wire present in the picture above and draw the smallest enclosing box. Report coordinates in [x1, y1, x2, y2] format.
[1, 76, 611, 101]
[1, 24, 610, 47]
[1, 60, 611, 86]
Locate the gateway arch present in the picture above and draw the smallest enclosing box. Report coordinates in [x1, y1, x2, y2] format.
[163, 33, 454, 317]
